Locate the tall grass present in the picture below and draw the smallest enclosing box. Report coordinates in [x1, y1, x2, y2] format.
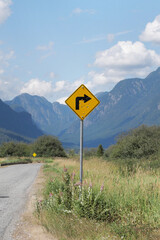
[36, 158, 160, 240]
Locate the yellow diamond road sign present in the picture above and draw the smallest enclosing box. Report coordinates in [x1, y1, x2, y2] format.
[65, 84, 100, 120]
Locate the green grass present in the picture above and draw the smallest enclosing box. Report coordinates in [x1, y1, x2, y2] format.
[35, 158, 160, 240]
[0, 156, 54, 166]
[0, 157, 32, 166]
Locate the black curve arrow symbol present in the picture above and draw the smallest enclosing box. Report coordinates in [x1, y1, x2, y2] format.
[76, 94, 91, 110]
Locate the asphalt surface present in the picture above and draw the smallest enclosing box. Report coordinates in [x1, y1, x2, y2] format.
[0, 163, 42, 240]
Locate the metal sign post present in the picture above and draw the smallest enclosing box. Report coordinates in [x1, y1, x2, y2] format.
[65, 84, 100, 187]
[80, 119, 83, 186]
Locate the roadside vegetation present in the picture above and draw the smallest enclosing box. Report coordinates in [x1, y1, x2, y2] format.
[35, 125, 160, 240]
[0, 135, 66, 166]
[0, 135, 66, 158]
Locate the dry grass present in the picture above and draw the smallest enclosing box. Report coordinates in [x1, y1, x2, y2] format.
[37, 157, 160, 240]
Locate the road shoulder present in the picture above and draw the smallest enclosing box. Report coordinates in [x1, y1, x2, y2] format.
[12, 165, 56, 240]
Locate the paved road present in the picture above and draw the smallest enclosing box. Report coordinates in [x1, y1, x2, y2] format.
[0, 163, 42, 240]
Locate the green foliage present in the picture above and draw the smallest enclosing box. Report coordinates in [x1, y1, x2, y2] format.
[37, 168, 117, 222]
[33, 135, 66, 157]
[1, 158, 32, 166]
[68, 149, 76, 157]
[84, 148, 97, 158]
[0, 141, 30, 157]
[0, 135, 66, 158]
[36, 160, 160, 240]
[108, 125, 160, 159]
[97, 144, 104, 157]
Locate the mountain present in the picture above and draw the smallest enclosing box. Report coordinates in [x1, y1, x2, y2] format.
[6, 93, 77, 136]
[59, 67, 160, 147]
[0, 128, 33, 144]
[0, 99, 43, 141]
[5, 67, 160, 148]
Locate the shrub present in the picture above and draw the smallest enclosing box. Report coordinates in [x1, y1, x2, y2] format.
[97, 144, 104, 157]
[68, 149, 76, 157]
[84, 148, 97, 158]
[109, 125, 160, 159]
[0, 141, 30, 157]
[37, 167, 119, 222]
[33, 135, 66, 157]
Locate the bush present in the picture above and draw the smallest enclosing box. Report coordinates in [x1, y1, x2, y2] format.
[68, 149, 76, 157]
[0, 141, 30, 157]
[84, 148, 97, 158]
[33, 135, 66, 157]
[37, 167, 119, 222]
[109, 125, 160, 159]
[97, 144, 104, 157]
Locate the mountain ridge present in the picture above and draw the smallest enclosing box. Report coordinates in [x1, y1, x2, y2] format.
[0, 99, 43, 142]
[5, 67, 160, 148]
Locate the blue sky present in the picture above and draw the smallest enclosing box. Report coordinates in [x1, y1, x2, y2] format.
[1, 0, 160, 103]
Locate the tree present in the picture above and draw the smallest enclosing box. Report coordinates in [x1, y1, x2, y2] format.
[97, 144, 104, 157]
[110, 125, 160, 159]
[33, 135, 66, 157]
[0, 142, 30, 157]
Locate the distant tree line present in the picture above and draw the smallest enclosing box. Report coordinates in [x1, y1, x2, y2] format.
[0, 135, 66, 158]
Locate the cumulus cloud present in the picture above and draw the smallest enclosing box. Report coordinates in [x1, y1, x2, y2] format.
[19, 77, 85, 102]
[0, 0, 12, 24]
[140, 15, 160, 44]
[95, 41, 160, 69]
[84, 41, 160, 91]
[56, 96, 67, 105]
[20, 78, 53, 96]
[18, 41, 160, 103]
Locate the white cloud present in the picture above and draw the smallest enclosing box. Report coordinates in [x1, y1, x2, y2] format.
[56, 97, 67, 105]
[0, 0, 12, 24]
[53, 80, 66, 92]
[140, 15, 160, 44]
[20, 78, 53, 96]
[72, 8, 95, 15]
[84, 41, 160, 92]
[36, 41, 54, 51]
[95, 41, 160, 69]
[18, 40, 160, 103]
[19, 77, 85, 102]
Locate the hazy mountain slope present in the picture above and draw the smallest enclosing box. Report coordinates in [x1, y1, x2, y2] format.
[59, 67, 160, 147]
[5, 67, 160, 148]
[0, 128, 34, 144]
[6, 93, 57, 134]
[6, 93, 76, 135]
[0, 99, 43, 139]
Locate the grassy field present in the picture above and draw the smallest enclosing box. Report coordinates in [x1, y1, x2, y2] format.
[0, 156, 54, 166]
[35, 157, 160, 240]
